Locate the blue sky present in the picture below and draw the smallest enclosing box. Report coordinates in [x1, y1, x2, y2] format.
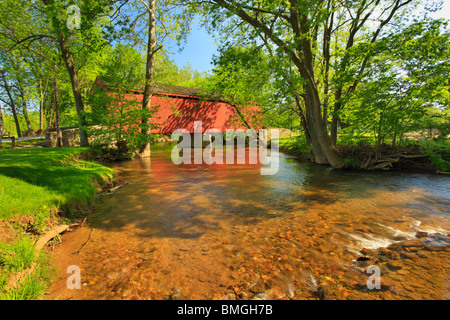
[171, 3, 450, 75]
[170, 18, 218, 75]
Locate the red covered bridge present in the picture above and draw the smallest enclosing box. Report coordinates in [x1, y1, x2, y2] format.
[92, 77, 262, 135]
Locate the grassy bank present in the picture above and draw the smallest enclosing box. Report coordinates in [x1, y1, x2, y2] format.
[0, 145, 115, 299]
[272, 134, 450, 172]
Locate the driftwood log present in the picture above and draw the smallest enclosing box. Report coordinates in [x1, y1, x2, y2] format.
[106, 182, 128, 195]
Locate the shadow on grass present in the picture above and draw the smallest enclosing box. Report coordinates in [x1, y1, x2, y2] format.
[0, 147, 115, 218]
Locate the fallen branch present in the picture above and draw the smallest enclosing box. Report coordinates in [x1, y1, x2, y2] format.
[72, 229, 93, 255]
[107, 182, 128, 195]
[373, 157, 399, 164]
[398, 154, 428, 159]
[69, 217, 87, 230]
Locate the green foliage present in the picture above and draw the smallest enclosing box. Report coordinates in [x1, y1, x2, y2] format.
[154, 54, 206, 87]
[337, 131, 375, 147]
[343, 157, 357, 167]
[200, 45, 279, 128]
[270, 134, 311, 155]
[418, 139, 450, 171]
[207, 45, 274, 104]
[0, 236, 55, 300]
[87, 45, 153, 154]
[342, 19, 450, 148]
[0, 237, 35, 272]
[1, 113, 40, 137]
[418, 107, 450, 139]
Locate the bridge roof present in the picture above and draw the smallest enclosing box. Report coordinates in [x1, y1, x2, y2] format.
[93, 76, 221, 101]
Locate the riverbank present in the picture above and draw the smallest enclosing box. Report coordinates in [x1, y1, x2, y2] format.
[0, 145, 116, 299]
[272, 135, 450, 174]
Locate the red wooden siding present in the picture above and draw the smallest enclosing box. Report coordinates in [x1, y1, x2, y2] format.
[93, 77, 262, 134]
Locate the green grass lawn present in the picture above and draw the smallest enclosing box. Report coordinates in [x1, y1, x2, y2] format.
[0, 147, 115, 219]
[0, 138, 46, 149]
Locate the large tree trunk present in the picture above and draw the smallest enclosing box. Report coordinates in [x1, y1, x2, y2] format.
[137, 0, 156, 158]
[18, 82, 33, 131]
[1, 70, 21, 137]
[330, 88, 343, 146]
[40, 0, 88, 146]
[303, 82, 343, 168]
[58, 40, 89, 147]
[293, 93, 327, 164]
[322, 2, 333, 129]
[54, 63, 62, 147]
[211, 0, 344, 167]
[0, 102, 4, 147]
[39, 79, 45, 131]
[289, 3, 343, 168]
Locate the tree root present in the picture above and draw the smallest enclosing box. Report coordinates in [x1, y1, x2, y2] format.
[34, 225, 69, 252]
[336, 145, 435, 171]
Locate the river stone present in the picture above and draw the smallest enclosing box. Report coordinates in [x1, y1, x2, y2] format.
[400, 252, 418, 260]
[357, 256, 371, 262]
[264, 275, 295, 299]
[252, 292, 268, 300]
[248, 276, 266, 293]
[168, 287, 182, 300]
[416, 250, 432, 259]
[415, 231, 428, 239]
[400, 239, 424, 249]
[424, 244, 448, 251]
[219, 293, 236, 300]
[107, 271, 120, 280]
[379, 247, 401, 260]
[386, 260, 403, 271]
[360, 248, 374, 255]
[387, 242, 403, 252]
[314, 286, 328, 300]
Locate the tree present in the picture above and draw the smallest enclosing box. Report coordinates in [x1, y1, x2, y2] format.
[0, 1, 56, 134]
[3, 0, 124, 146]
[200, 45, 276, 129]
[153, 55, 205, 87]
[0, 102, 4, 147]
[343, 19, 450, 148]
[194, 0, 422, 168]
[115, 0, 194, 157]
[88, 44, 152, 155]
[0, 67, 22, 138]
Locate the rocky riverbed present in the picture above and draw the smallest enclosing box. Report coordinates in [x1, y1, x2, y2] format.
[44, 147, 450, 300]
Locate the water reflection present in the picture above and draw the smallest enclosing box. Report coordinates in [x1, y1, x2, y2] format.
[51, 143, 450, 300]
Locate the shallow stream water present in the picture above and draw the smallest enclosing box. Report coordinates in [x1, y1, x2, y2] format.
[48, 143, 450, 300]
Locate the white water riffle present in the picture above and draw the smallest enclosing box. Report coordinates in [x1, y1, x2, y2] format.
[346, 232, 394, 251]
